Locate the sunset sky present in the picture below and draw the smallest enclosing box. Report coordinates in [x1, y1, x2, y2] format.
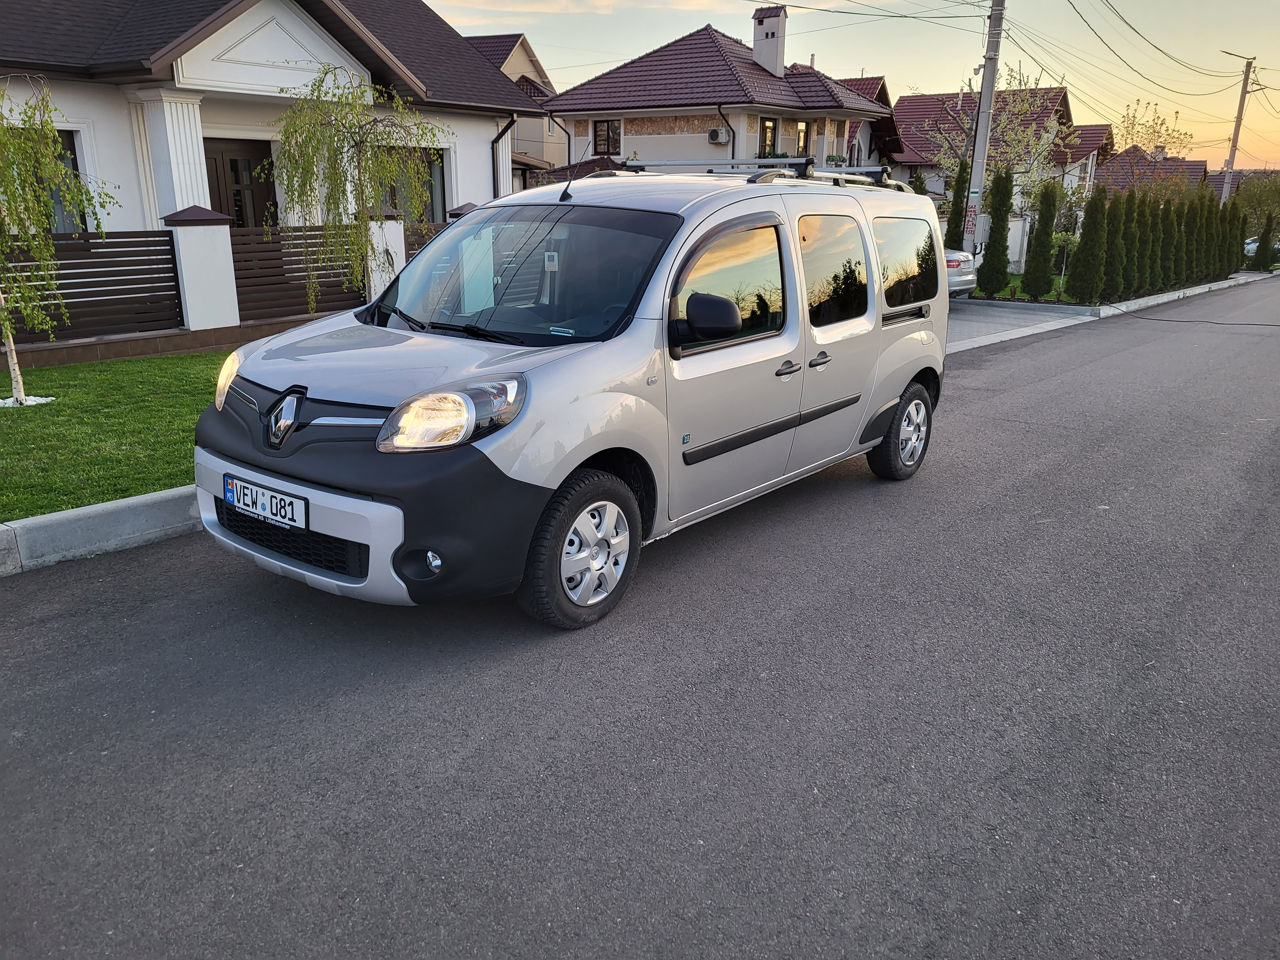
[439, 0, 1280, 169]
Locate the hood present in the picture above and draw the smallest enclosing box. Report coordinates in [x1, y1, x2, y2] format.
[238, 313, 592, 408]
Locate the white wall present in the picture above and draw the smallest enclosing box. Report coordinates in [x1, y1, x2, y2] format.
[44, 80, 150, 230]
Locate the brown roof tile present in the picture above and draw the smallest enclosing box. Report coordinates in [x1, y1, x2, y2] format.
[542, 25, 888, 116]
[892, 88, 1070, 166]
[1094, 145, 1208, 192]
[466, 34, 523, 70]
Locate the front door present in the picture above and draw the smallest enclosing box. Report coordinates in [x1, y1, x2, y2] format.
[782, 195, 883, 471]
[664, 201, 805, 521]
[204, 138, 276, 229]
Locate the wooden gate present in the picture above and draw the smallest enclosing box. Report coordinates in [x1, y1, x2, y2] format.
[230, 226, 365, 322]
[6, 231, 182, 344]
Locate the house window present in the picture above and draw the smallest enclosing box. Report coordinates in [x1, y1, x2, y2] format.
[593, 119, 621, 156]
[796, 121, 810, 157]
[759, 117, 778, 158]
[51, 130, 84, 233]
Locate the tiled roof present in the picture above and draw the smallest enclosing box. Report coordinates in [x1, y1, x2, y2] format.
[516, 74, 556, 100]
[0, 0, 540, 115]
[1055, 123, 1113, 164]
[532, 155, 626, 185]
[836, 76, 887, 104]
[753, 6, 787, 18]
[467, 34, 523, 70]
[542, 25, 889, 116]
[1094, 145, 1207, 192]
[892, 88, 1070, 165]
[1205, 168, 1277, 199]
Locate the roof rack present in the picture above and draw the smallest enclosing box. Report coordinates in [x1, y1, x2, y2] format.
[620, 158, 909, 191]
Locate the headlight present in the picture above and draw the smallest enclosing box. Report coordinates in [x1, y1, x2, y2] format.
[214, 349, 243, 411]
[376, 376, 525, 452]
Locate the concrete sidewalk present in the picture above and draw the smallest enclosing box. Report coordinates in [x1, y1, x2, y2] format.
[946, 297, 1093, 354]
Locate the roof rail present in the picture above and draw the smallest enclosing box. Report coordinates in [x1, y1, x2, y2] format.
[612, 157, 911, 192]
[624, 157, 815, 179]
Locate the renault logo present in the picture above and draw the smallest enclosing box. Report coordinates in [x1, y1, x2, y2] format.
[268, 394, 299, 447]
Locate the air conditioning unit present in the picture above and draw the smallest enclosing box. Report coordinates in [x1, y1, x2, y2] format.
[708, 127, 729, 144]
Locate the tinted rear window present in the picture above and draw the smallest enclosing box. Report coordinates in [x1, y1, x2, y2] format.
[872, 217, 939, 307]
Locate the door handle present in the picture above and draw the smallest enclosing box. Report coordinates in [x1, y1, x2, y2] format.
[775, 360, 802, 377]
[808, 351, 832, 369]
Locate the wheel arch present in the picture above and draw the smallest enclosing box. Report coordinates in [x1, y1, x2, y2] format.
[911, 365, 942, 409]
[574, 447, 659, 540]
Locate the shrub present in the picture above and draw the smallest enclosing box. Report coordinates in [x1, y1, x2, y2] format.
[945, 156, 970, 251]
[1121, 190, 1139, 297]
[1051, 231, 1078, 273]
[1174, 200, 1189, 287]
[1066, 184, 1107, 304]
[1102, 191, 1127, 301]
[1160, 201, 1177, 291]
[1022, 182, 1059, 300]
[1251, 211, 1274, 271]
[1148, 197, 1164, 292]
[976, 166, 1013, 295]
[1202, 193, 1219, 283]
[909, 169, 928, 195]
[1134, 194, 1152, 295]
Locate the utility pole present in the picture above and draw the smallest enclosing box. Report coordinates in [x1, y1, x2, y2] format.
[1220, 51, 1255, 205]
[963, 0, 1006, 254]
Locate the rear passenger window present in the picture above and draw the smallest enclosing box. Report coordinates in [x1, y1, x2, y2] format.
[872, 217, 939, 307]
[797, 215, 869, 327]
[674, 226, 784, 347]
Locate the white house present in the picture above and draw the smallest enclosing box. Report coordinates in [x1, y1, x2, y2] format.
[1, 0, 543, 233]
[468, 33, 567, 177]
[541, 7, 890, 174]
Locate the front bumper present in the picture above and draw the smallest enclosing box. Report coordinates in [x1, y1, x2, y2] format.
[196, 446, 414, 605]
[195, 384, 555, 605]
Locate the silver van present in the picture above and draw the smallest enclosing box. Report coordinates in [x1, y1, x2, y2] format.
[195, 170, 947, 627]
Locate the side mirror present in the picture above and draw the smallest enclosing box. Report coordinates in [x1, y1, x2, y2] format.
[683, 293, 742, 341]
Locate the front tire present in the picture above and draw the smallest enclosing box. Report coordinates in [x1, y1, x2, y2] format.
[866, 382, 933, 481]
[516, 469, 642, 629]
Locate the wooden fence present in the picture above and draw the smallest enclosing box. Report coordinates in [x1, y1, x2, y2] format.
[6, 231, 182, 344]
[230, 226, 365, 323]
[406, 222, 448, 259]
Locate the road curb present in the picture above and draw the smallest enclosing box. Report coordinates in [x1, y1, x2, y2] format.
[0, 485, 199, 578]
[1091, 273, 1269, 318]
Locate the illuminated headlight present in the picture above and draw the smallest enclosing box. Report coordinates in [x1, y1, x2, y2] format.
[214, 349, 244, 411]
[376, 376, 525, 452]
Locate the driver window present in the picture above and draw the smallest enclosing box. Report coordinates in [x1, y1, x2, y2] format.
[674, 225, 784, 348]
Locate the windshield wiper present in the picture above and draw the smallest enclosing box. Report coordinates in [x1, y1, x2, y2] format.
[426, 321, 524, 345]
[377, 301, 427, 332]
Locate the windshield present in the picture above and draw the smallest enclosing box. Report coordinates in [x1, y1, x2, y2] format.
[375, 204, 682, 345]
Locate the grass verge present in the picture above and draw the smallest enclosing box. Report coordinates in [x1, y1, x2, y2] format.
[0, 353, 226, 522]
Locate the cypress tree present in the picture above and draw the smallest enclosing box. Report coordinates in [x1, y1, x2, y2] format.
[1185, 195, 1201, 284]
[1175, 199, 1190, 288]
[1251, 211, 1274, 271]
[944, 156, 970, 251]
[1022, 182, 1058, 300]
[1237, 204, 1250, 273]
[1134, 194, 1152, 295]
[1160, 201, 1176, 291]
[1066, 184, 1107, 304]
[910, 168, 928, 195]
[1223, 198, 1242, 277]
[976, 166, 1013, 295]
[1121, 189, 1139, 297]
[1102, 191, 1127, 301]
[1202, 193, 1219, 282]
[1149, 198, 1164, 292]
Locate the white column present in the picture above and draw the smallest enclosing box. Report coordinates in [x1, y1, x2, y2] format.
[493, 123, 514, 199]
[367, 219, 406, 301]
[130, 88, 211, 216]
[162, 209, 240, 330]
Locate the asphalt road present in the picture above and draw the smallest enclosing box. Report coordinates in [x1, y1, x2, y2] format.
[3, 280, 1278, 959]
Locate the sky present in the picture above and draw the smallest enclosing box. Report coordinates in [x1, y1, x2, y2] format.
[435, 0, 1280, 169]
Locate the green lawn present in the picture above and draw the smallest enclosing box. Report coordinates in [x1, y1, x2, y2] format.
[0, 353, 226, 522]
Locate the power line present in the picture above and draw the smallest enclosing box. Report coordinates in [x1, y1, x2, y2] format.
[738, 0, 985, 35]
[1085, 0, 1238, 78]
[1062, 0, 1243, 98]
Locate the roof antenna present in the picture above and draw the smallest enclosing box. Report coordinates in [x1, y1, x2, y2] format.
[560, 121, 595, 202]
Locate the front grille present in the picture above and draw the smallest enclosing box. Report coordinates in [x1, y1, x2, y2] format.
[215, 500, 369, 579]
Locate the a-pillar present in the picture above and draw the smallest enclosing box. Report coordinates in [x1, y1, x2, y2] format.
[162, 206, 240, 330]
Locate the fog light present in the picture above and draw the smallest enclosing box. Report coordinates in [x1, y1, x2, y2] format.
[426, 551, 443, 573]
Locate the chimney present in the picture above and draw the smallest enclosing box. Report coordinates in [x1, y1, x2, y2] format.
[809, 53, 815, 69]
[1153, 144, 1167, 161]
[752, 6, 787, 78]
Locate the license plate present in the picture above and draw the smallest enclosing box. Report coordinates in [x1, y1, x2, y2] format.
[223, 474, 308, 530]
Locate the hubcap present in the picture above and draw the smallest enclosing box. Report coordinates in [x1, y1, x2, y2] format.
[899, 399, 928, 466]
[560, 500, 630, 607]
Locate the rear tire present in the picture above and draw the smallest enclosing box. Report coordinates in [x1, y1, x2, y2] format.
[516, 469, 642, 629]
[866, 382, 933, 481]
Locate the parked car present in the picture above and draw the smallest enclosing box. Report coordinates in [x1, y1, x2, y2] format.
[1243, 236, 1279, 264]
[196, 172, 947, 628]
[946, 249, 976, 297]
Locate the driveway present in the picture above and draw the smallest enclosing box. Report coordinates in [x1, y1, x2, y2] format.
[947, 295, 1092, 351]
[2, 281, 1278, 959]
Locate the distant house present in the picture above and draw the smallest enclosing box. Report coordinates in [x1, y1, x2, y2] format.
[468, 33, 567, 175]
[1206, 168, 1279, 200]
[1094, 146, 1207, 197]
[541, 7, 890, 172]
[0, 0, 544, 235]
[891, 88, 1107, 203]
[833, 76, 903, 167]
